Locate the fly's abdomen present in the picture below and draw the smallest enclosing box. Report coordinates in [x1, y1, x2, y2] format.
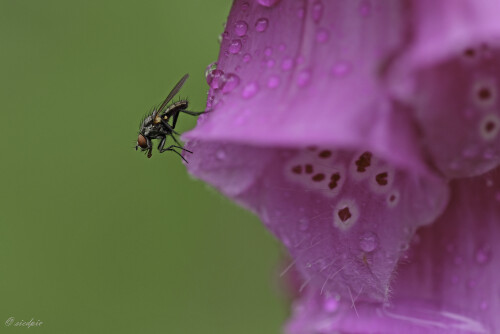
[166, 100, 188, 113]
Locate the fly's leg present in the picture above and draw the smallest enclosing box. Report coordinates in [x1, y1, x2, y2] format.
[171, 110, 207, 129]
[147, 137, 153, 158]
[164, 148, 189, 163]
[160, 119, 180, 135]
[158, 136, 192, 157]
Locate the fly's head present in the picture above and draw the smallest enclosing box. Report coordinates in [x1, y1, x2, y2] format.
[136, 113, 158, 158]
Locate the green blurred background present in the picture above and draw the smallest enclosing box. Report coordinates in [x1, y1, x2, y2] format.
[0, 1, 286, 333]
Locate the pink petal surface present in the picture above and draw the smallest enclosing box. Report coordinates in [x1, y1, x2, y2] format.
[184, 0, 450, 302]
[285, 167, 500, 334]
[185, 0, 426, 172]
[389, 0, 500, 178]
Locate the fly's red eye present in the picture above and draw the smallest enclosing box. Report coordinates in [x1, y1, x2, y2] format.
[137, 134, 148, 148]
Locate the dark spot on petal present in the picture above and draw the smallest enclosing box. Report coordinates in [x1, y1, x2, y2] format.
[338, 207, 352, 222]
[464, 48, 476, 58]
[375, 172, 388, 186]
[318, 150, 332, 158]
[485, 121, 496, 133]
[292, 165, 302, 174]
[328, 173, 340, 189]
[312, 173, 325, 182]
[305, 164, 314, 174]
[478, 87, 492, 100]
[355, 152, 372, 172]
[307, 146, 317, 151]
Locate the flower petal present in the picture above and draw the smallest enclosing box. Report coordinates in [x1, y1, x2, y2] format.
[285, 167, 500, 334]
[184, 0, 449, 301]
[185, 0, 427, 172]
[390, 0, 500, 178]
[187, 144, 448, 300]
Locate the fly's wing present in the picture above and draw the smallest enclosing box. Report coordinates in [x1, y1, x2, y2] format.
[158, 73, 189, 114]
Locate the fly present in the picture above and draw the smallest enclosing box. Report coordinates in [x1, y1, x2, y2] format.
[135, 74, 205, 162]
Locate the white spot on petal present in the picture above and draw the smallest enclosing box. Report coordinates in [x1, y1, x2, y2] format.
[479, 113, 500, 141]
[472, 78, 497, 109]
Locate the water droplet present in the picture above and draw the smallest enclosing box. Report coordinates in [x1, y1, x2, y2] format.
[257, 0, 280, 7]
[243, 53, 252, 63]
[234, 20, 248, 36]
[297, 69, 311, 87]
[331, 61, 352, 77]
[222, 73, 240, 94]
[266, 59, 275, 68]
[480, 301, 489, 310]
[299, 218, 309, 231]
[208, 69, 225, 89]
[297, 7, 305, 18]
[264, 47, 273, 57]
[205, 62, 218, 84]
[312, 0, 324, 22]
[241, 2, 250, 11]
[279, 43, 286, 52]
[315, 27, 330, 43]
[267, 75, 280, 88]
[475, 247, 491, 265]
[255, 18, 269, 32]
[359, 0, 372, 17]
[281, 57, 294, 71]
[323, 295, 339, 313]
[359, 232, 378, 252]
[282, 236, 292, 247]
[216, 149, 227, 160]
[467, 279, 477, 289]
[242, 81, 259, 99]
[229, 39, 242, 54]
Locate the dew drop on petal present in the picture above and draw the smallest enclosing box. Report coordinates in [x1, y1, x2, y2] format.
[267, 75, 280, 88]
[264, 47, 273, 57]
[255, 18, 269, 32]
[242, 81, 259, 99]
[216, 149, 226, 160]
[257, 0, 280, 7]
[323, 295, 339, 313]
[222, 73, 240, 94]
[315, 27, 330, 43]
[475, 247, 491, 265]
[241, 2, 250, 11]
[229, 39, 242, 54]
[234, 20, 248, 37]
[297, 69, 311, 87]
[266, 59, 275, 68]
[359, 0, 372, 17]
[209, 69, 224, 89]
[281, 57, 294, 71]
[311, 0, 324, 22]
[359, 232, 379, 252]
[205, 62, 218, 85]
[299, 218, 309, 231]
[331, 61, 352, 77]
[243, 53, 252, 63]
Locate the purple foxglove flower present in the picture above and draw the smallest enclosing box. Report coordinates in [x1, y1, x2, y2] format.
[183, 0, 500, 332]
